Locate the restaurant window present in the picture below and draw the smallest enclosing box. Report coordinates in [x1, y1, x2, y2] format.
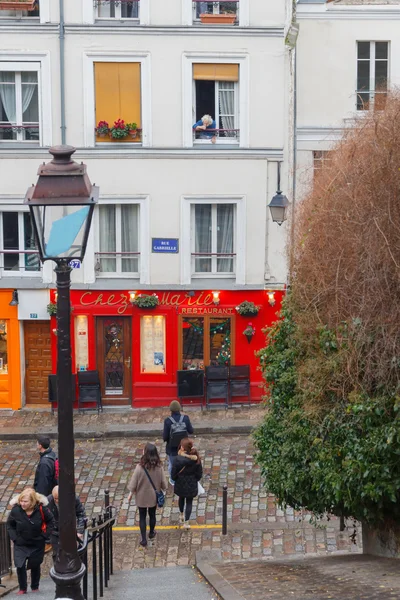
[94, 62, 141, 143]
[0, 70, 40, 142]
[96, 0, 139, 19]
[0, 211, 40, 274]
[140, 315, 166, 373]
[356, 41, 389, 111]
[181, 316, 232, 370]
[0, 320, 7, 374]
[96, 204, 140, 276]
[193, 63, 239, 143]
[191, 203, 235, 276]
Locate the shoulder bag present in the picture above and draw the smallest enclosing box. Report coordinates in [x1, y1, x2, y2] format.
[143, 467, 165, 508]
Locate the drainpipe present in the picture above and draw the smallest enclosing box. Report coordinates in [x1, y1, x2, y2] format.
[59, 0, 66, 144]
[290, 46, 297, 275]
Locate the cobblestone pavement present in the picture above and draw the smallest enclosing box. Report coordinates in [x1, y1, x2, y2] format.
[0, 436, 361, 571]
[0, 406, 263, 429]
[210, 555, 400, 599]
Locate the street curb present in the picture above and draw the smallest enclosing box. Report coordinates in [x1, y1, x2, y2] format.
[0, 421, 257, 441]
[196, 551, 246, 600]
[0, 573, 18, 598]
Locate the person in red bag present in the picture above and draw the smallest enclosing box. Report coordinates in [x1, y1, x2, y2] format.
[7, 488, 54, 595]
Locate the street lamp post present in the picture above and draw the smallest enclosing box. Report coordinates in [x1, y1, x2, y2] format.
[25, 146, 99, 600]
[268, 162, 290, 226]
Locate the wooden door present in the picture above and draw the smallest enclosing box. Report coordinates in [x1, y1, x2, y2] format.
[24, 321, 52, 405]
[96, 317, 131, 405]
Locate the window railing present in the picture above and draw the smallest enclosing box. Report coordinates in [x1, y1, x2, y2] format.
[94, 0, 140, 19]
[193, 1, 239, 24]
[0, 124, 40, 141]
[0, 250, 41, 273]
[95, 251, 140, 276]
[193, 128, 240, 143]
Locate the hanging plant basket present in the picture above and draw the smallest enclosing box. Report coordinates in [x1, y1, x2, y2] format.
[200, 13, 236, 24]
[236, 301, 261, 317]
[0, 1, 37, 9]
[244, 332, 254, 344]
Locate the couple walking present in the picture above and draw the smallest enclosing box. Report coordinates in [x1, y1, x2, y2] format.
[127, 401, 202, 546]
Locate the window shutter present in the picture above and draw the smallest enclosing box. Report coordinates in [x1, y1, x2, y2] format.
[193, 64, 239, 82]
[94, 62, 141, 140]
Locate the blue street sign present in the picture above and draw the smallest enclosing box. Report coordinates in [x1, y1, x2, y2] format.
[152, 238, 179, 253]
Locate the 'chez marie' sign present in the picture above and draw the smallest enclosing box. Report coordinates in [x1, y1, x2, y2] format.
[78, 291, 234, 315]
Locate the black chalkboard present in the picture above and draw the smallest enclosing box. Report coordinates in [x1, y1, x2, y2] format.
[177, 370, 205, 399]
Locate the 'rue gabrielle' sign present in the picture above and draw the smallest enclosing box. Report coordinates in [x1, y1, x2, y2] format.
[152, 238, 179, 253]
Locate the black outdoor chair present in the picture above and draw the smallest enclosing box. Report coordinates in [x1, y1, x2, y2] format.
[205, 366, 229, 408]
[229, 365, 251, 405]
[77, 370, 102, 414]
[48, 374, 76, 414]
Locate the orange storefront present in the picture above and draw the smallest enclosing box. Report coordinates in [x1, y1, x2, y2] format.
[49, 289, 284, 408]
[0, 290, 21, 410]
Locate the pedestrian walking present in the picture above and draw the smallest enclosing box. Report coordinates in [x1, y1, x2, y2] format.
[171, 438, 203, 530]
[47, 486, 86, 561]
[163, 401, 194, 485]
[127, 442, 167, 548]
[33, 436, 58, 497]
[7, 488, 54, 595]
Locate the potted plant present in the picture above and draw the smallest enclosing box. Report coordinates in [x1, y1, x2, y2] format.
[236, 301, 261, 317]
[0, 0, 36, 10]
[126, 122, 138, 139]
[110, 118, 129, 140]
[47, 302, 57, 317]
[243, 323, 256, 344]
[132, 293, 159, 309]
[96, 120, 110, 137]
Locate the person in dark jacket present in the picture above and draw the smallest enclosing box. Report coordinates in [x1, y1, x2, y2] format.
[33, 436, 57, 497]
[7, 488, 54, 595]
[163, 401, 194, 485]
[171, 438, 203, 530]
[47, 486, 86, 561]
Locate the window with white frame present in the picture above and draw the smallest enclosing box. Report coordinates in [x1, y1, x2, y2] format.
[193, 64, 239, 143]
[95, 0, 139, 19]
[356, 41, 389, 111]
[0, 66, 40, 142]
[0, 211, 40, 274]
[191, 204, 236, 276]
[96, 204, 140, 276]
[0, 1, 39, 18]
[193, 1, 238, 24]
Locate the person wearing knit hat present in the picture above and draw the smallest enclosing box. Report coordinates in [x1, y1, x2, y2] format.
[163, 401, 194, 485]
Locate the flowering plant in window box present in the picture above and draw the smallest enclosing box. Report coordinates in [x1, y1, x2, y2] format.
[0, 0, 36, 9]
[243, 323, 256, 344]
[96, 120, 110, 137]
[47, 302, 57, 316]
[235, 301, 261, 317]
[132, 294, 159, 309]
[126, 122, 138, 139]
[110, 118, 129, 139]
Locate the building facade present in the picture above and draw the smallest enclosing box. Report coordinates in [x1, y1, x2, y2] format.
[0, 0, 293, 409]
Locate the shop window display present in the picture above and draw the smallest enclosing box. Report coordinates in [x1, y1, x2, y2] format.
[140, 315, 166, 373]
[182, 316, 232, 369]
[0, 320, 7, 374]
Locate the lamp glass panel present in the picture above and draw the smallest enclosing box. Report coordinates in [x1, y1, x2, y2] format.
[270, 205, 287, 224]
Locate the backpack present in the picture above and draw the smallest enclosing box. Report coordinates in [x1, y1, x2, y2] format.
[169, 415, 188, 448]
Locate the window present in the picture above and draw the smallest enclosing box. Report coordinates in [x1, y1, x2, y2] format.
[193, 1, 238, 24]
[140, 315, 166, 373]
[96, 204, 140, 276]
[94, 62, 141, 143]
[96, 0, 139, 19]
[0, 212, 40, 274]
[313, 151, 332, 173]
[191, 204, 235, 276]
[0, 320, 8, 374]
[193, 63, 239, 143]
[357, 42, 389, 111]
[0, 70, 40, 142]
[181, 316, 232, 370]
[0, 1, 39, 18]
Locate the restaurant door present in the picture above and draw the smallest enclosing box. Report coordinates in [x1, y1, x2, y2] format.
[96, 317, 132, 405]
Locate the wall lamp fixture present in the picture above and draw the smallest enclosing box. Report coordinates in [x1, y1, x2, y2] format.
[212, 291, 220, 305]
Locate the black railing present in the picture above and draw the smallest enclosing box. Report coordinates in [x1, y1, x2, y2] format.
[0, 522, 12, 588]
[193, 128, 240, 142]
[78, 490, 116, 600]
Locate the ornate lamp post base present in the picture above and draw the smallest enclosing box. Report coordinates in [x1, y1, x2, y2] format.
[50, 564, 86, 600]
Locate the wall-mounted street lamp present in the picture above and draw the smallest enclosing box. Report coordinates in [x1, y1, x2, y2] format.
[24, 145, 99, 600]
[212, 291, 220, 305]
[9, 290, 19, 306]
[267, 291, 276, 306]
[268, 162, 290, 226]
[129, 291, 137, 304]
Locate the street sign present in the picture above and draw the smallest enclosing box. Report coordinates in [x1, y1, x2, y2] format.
[152, 238, 179, 253]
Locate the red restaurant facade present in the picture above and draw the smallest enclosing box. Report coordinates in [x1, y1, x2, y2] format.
[50, 289, 283, 408]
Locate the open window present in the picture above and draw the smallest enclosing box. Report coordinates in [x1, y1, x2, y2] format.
[193, 63, 239, 144]
[193, 1, 239, 25]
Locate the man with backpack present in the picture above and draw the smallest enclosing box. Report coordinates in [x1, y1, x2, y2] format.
[163, 401, 194, 485]
[34, 436, 58, 497]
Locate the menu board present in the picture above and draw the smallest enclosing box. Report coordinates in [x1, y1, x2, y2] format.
[141, 315, 166, 373]
[74, 315, 89, 371]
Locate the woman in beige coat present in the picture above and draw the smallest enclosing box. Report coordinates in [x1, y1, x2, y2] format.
[127, 443, 167, 547]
